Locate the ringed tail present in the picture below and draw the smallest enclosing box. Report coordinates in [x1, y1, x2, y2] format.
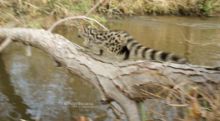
[121, 37, 187, 64]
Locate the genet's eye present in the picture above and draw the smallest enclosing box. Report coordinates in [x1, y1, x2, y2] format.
[77, 34, 81, 38]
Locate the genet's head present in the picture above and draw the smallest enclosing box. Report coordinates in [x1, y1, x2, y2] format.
[78, 26, 98, 40]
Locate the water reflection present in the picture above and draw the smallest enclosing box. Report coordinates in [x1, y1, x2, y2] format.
[0, 43, 108, 121]
[0, 53, 32, 121]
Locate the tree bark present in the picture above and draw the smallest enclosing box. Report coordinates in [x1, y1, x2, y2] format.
[0, 28, 220, 121]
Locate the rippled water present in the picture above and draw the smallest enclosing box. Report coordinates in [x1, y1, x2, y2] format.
[0, 16, 220, 121]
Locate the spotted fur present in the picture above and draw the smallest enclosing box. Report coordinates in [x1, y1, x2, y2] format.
[78, 27, 188, 64]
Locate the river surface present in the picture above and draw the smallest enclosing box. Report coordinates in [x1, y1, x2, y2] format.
[0, 16, 220, 121]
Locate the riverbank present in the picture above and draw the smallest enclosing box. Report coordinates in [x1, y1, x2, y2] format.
[1, 0, 220, 28]
[0, 0, 103, 28]
[99, 0, 220, 17]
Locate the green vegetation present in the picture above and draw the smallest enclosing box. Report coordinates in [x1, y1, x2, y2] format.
[0, 0, 220, 28]
[199, 0, 220, 15]
[0, 0, 94, 28]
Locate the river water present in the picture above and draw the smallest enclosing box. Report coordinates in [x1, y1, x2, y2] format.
[0, 16, 220, 121]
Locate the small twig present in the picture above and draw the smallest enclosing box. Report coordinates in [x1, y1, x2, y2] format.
[178, 29, 220, 47]
[23, 1, 50, 15]
[48, 16, 108, 32]
[166, 103, 188, 107]
[20, 119, 27, 121]
[0, 0, 9, 7]
[184, 39, 220, 47]
[139, 88, 164, 99]
[0, 37, 12, 52]
[24, 1, 39, 10]
[5, 12, 23, 24]
[85, 0, 106, 16]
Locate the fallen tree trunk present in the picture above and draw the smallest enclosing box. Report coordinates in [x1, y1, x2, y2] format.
[0, 28, 220, 121]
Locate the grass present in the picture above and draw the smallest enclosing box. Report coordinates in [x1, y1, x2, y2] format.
[0, 0, 94, 28]
[98, 0, 220, 16]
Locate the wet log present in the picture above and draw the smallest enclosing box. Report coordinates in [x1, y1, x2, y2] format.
[0, 28, 219, 121]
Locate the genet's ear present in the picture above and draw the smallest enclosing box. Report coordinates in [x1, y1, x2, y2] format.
[84, 26, 89, 33]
